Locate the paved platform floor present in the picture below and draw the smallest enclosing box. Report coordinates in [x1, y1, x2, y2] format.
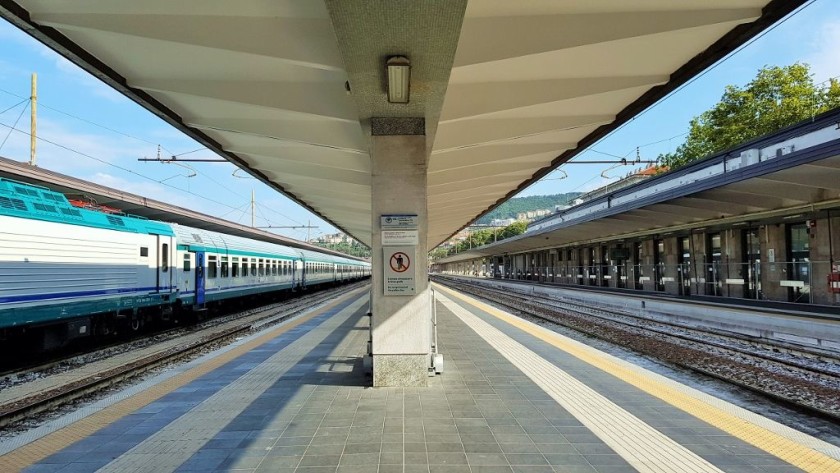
[1, 285, 838, 473]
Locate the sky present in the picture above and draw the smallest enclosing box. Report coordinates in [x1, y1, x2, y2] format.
[0, 1, 839, 243]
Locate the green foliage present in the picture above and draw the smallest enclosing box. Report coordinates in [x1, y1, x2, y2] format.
[313, 240, 371, 259]
[660, 63, 840, 170]
[476, 193, 581, 224]
[430, 220, 528, 260]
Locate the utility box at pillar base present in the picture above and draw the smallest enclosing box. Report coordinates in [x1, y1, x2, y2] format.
[383, 246, 416, 296]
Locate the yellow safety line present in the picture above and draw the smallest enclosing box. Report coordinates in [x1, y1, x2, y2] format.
[436, 284, 840, 473]
[0, 287, 368, 472]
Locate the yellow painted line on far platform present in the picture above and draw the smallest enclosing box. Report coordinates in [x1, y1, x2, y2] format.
[436, 284, 840, 473]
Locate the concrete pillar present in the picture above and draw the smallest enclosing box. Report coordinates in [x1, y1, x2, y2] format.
[370, 119, 430, 387]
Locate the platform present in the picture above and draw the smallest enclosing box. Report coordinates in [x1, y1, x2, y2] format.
[1, 285, 838, 473]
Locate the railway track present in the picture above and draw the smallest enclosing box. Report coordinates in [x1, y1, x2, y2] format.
[434, 276, 840, 422]
[0, 283, 368, 430]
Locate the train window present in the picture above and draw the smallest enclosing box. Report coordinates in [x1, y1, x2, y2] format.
[140, 247, 149, 257]
[221, 257, 229, 278]
[282, 261, 287, 275]
[231, 257, 239, 278]
[251, 261, 257, 276]
[272, 261, 278, 275]
[162, 244, 169, 272]
[183, 254, 191, 272]
[208, 255, 218, 278]
[258, 259, 264, 276]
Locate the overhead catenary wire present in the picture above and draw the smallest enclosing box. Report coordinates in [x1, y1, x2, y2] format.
[0, 88, 310, 231]
[0, 98, 28, 116]
[0, 122, 288, 221]
[0, 85, 178, 155]
[0, 100, 29, 152]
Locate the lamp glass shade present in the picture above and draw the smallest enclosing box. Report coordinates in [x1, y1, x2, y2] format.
[387, 57, 410, 103]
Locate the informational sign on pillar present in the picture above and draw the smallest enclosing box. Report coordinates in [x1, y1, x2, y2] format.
[383, 246, 416, 295]
[380, 213, 418, 297]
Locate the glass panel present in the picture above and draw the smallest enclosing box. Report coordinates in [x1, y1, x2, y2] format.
[161, 243, 169, 272]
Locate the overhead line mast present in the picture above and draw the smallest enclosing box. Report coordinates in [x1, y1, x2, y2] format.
[29, 73, 36, 166]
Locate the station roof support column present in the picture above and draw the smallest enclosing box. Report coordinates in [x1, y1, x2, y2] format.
[370, 118, 430, 387]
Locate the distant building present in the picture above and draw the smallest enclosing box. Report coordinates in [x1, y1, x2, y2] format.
[490, 218, 516, 227]
[576, 164, 667, 204]
[314, 232, 348, 245]
[515, 209, 551, 222]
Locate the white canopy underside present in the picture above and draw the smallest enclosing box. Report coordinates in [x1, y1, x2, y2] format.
[2, 0, 799, 249]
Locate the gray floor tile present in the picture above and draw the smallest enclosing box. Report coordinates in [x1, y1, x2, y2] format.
[429, 465, 471, 473]
[298, 454, 341, 467]
[405, 452, 429, 464]
[339, 453, 379, 465]
[463, 443, 503, 454]
[506, 453, 550, 466]
[428, 452, 469, 465]
[466, 453, 509, 465]
[256, 455, 301, 469]
[344, 442, 381, 454]
[543, 453, 590, 466]
[426, 442, 464, 453]
[378, 465, 404, 473]
[471, 466, 514, 473]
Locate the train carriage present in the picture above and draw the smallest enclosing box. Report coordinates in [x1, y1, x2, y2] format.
[171, 224, 303, 308]
[0, 179, 177, 348]
[0, 178, 371, 351]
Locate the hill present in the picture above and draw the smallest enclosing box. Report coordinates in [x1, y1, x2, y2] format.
[475, 193, 582, 224]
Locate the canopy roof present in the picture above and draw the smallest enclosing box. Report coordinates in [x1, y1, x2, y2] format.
[0, 0, 804, 249]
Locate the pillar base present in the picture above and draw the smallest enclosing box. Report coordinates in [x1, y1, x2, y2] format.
[372, 354, 428, 387]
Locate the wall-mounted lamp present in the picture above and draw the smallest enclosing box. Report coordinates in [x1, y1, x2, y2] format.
[386, 56, 410, 103]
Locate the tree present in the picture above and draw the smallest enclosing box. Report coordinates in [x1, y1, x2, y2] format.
[660, 63, 840, 170]
[432, 220, 529, 258]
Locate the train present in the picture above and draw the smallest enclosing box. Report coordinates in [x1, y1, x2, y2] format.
[0, 178, 370, 350]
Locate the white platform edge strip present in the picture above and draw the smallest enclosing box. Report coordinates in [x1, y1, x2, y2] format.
[439, 291, 730, 473]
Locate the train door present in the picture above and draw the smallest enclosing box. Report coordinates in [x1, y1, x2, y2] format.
[678, 237, 691, 296]
[706, 233, 722, 296]
[301, 261, 308, 289]
[181, 251, 193, 295]
[195, 251, 206, 305]
[155, 235, 172, 292]
[742, 229, 760, 299]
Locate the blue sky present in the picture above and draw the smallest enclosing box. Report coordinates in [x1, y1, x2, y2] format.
[0, 1, 839, 242]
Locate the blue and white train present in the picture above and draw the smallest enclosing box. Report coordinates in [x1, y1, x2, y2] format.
[0, 178, 370, 350]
